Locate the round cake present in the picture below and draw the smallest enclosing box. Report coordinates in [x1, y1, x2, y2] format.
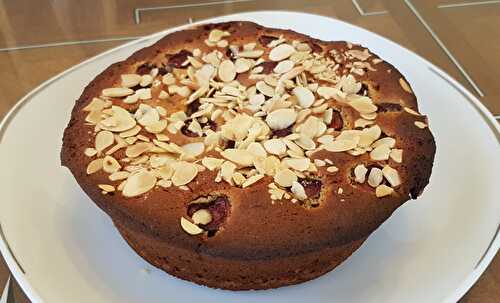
[61, 21, 436, 290]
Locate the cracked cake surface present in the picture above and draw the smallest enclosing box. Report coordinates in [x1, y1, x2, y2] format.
[61, 21, 436, 290]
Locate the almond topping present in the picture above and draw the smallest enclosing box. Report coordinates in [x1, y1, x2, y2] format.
[269, 44, 295, 61]
[180, 217, 203, 235]
[109, 171, 130, 181]
[182, 142, 205, 158]
[121, 74, 141, 88]
[122, 170, 156, 197]
[376, 184, 394, 197]
[291, 181, 307, 200]
[274, 168, 297, 187]
[220, 149, 255, 167]
[265, 108, 297, 130]
[404, 107, 421, 116]
[273, 60, 294, 74]
[324, 139, 357, 152]
[414, 121, 427, 129]
[399, 78, 413, 94]
[171, 162, 198, 186]
[263, 139, 287, 156]
[98, 184, 115, 193]
[367, 167, 383, 187]
[95, 130, 114, 152]
[103, 155, 121, 173]
[370, 145, 391, 161]
[354, 164, 368, 183]
[84, 148, 97, 157]
[86, 158, 103, 174]
[372, 137, 396, 149]
[235, 58, 253, 73]
[293, 86, 315, 108]
[382, 165, 401, 187]
[242, 174, 265, 188]
[389, 149, 403, 163]
[283, 158, 310, 171]
[192, 209, 213, 225]
[125, 142, 152, 158]
[102, 87, 134, 98]
[201, 157, 224, 171]
[237, 50, 265, 58]
[218, 60, 236, 82]
[256, 81, 275, 97]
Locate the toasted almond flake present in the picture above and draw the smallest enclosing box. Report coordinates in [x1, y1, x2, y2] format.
[218, 60, 236, 82]
[338, 187, 344, 194]
[99, 106, 137, 132]
[125, 142, 152, 158]
[98, 184, 115, 192]
[269, 44, 295, 61]
[354, 118, 374, 128]
[314, 159, 326, 167]
[83, 98, 108, 112]
[109, 171, 130, 181]
[256, 81, 275, 97]
[399, 78, 413, 94]
[157, 179, 172, 188]
[125, 137, 138, 144]
[137, 134, 150, 142]
[263, 139, 287, 156]
[404, 107, 420, 116]
[145, 120, 168, 134]
[232, 172, 247, 186]
[360, 112, 377, 120]
[291, 181, 307, 200]
[156, 166, 174, 180]
[295, 135, 316, 150]
[220, 149, 254, 167]
[192, 209, 212, 225]
[171, 162, 198, 186]
[317, 86, 343, 100]
[208, 29, 227, 42]
[382, 165, 401, 187]
[162, 73, 176, 86]
[180, 217, 203, 235]
[293, 86, 315, 108]
[201, 157, 224, 171]
[354, 164, 368, 183]
[324, 139, 357, 152]
[358, 125, 381, 147]
[102, 155, 121, 173]
[389, 149, 403, 163]
[274, 168, 297, 187]
[414, 121, 427, 129]
[349, 96, 377, 114]
[376, 184, 394, 197]
[182, 142, 205, 158]
[238, 49, 265, 58]
[367, 167, 383, 187]
[102, 87, 134, 98]
[241, 174, 264, 188]
[122, 170, 156, 197]
[179, 185, 190, 191]
[119, 125, 141, 138]
[283, 158, 310, 171]
[86, 158, 103, 174]
[140, 74, 153, 87]
[260, 156, 280, 176]
[234, 58, 252, 73]
[372, 137, 396, 149]
[84, 147, 98, 157]
[370, 144, 391, 161]
[121, 74, 141, 88]
[220, 161, 237, 183]
[217, 39, 228, 48]
[273, 60, 294, 74]
[265, 108, 297, 130]
[327, 166, 339, 173]
[246, 142, 267, 158]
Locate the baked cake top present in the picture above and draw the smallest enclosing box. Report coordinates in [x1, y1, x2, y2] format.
[62, 21, 435, 249]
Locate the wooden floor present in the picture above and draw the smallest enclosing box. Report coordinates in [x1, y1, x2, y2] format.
[0, 0, 498, 302]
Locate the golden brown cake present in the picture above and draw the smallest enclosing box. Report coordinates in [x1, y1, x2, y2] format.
[61, 21, 436, 290]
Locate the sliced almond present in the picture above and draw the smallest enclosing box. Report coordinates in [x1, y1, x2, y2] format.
[389, 149, 403, 163]
[354, 164, 368, 183]
[192, 209, 212, 225]
[367, 167, 383, 187]
[399, 78, 413, 94]
[218, 60, 236, 82]
[269, 44, 295, 61]
[109, 171, 130, 181]
[102, 87, 134, 98]
[180, 217, 203, 235]
[349, 96, 377, 114]
[274, 168, 297, 187]
[201, 157, 224, 171]
[324, 139, 357, 152]
[241, 174, 264, 188]
[122, 170, 156, 197]
[84, 147, 98, 157]
[291, 181, 307, 200]
[372, 137, 396, 149]
[220, 149, 255, 167]
[232, 172, 247, 186]
[208, 29, 228, 42]
[382, 165, 401, 187]
[295, 135, 316, 151]
[317, 86, 343, 100]
[99, 106, 136, 132]
[370, 145, 391, 161]
[256, 81, 275, 97]
[170, 162, 197, 186]
[376, 184, 394, 198]
[414, 121, 427, 129]
[273, 60, 294, 74]
[98, 184, 115, 193]
[293, 86, 315, 108]
[140, 74, 153, 87]
[182, 142, 205, 158]
[263, 139, 287, 156]
[102, 155, 121, 173]
[83, 98, 108, 112]
[220, 161, 237, 183]
[86, 158, 103, 174]
[145, 120, 168, 134]
[283, 158, 310, 171]
[404, 107, 420, 116]
[125, 142, 152, 158]
[246, 142, 267, 158]
[327, 166, 339, 173]
[121, 74, 141, 88]
[237, 50, 264, 58]
[235, 58, 253, 73]
[119, 125, 141, 138]
[265, 108, 297, 130]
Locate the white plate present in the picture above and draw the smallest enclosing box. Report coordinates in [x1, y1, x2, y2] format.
[0, 11, 499, 303]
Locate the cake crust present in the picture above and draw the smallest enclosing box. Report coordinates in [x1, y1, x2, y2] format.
[61, 21, 435, 290]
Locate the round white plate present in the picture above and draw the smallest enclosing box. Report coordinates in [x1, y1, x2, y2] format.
[0, 11, 498, 303]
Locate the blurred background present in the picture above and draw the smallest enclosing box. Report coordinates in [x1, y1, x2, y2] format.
[0, 1, 498, 302]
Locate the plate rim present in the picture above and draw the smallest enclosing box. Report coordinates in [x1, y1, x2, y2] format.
[0, 10, 498, 303]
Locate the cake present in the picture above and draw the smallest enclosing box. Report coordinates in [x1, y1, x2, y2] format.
[61, 21, 436, 290]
